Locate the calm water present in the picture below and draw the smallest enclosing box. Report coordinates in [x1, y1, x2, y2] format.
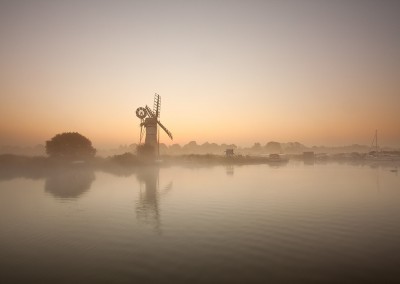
[1, 162, 400, 283]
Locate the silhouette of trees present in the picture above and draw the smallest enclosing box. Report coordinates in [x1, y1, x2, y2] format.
[250, 142, 262, 153]
[46, 132, 96, 160]
[137, 144, 155, 157]
[169, 144, 182, 154]
[265, 141, 282, 153]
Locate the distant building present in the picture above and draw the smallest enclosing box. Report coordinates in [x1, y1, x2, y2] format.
[225, 149, 234, 157]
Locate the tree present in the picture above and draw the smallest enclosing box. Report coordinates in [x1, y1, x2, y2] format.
[251, 142, 262, 153]
[46, 132, 96, 160]
[169, 143, 182, 154]
[265, 141, 282, 153]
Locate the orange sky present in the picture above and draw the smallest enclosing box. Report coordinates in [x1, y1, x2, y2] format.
[1, 0, 399, 148]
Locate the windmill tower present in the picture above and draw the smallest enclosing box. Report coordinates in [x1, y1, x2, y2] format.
[135, 94, 173, 155]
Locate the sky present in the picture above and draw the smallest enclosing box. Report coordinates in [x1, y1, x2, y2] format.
[1, 0, 399, 148]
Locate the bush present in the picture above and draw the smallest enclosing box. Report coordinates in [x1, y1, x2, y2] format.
[136, 144, 155, 157]
[46, 132, 96, 160]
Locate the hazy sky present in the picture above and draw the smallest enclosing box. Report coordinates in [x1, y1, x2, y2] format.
[1, 0, 399, 148]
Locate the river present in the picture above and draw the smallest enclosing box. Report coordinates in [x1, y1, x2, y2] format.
[1, 162, 399, 283]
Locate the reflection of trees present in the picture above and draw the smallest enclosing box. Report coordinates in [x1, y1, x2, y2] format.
[45, 166, 95, 199]
[0, 155, 95, 199]
[0, 155, 47, 181]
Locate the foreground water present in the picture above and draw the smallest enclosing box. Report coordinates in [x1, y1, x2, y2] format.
[1, 162, 399, 283]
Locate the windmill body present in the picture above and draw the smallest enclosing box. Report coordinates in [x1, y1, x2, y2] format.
[143, 117, 158, 147]
[136, 94, 173, 155]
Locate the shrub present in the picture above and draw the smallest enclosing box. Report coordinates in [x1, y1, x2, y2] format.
[46, 132, 96, 160]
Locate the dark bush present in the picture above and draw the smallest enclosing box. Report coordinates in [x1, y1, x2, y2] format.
[46, 132, 96, 160]
[136, 144, 155, 157]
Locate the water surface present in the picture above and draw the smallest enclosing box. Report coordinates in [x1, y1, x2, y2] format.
[1, 162, 400, 283]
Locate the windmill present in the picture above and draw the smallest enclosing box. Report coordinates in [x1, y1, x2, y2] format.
[135, 93, 173, 155]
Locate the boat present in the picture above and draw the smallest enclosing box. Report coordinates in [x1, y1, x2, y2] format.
[365, 130, 400, 162]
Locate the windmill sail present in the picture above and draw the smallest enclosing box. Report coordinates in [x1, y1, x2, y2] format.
[157, 120, 173, 140]
[145, 105, 156, 118]
[145, 105, 173, 140]
[154, 93, 160, 118]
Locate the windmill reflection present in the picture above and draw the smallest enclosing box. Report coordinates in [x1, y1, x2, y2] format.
[135, 167, 172, 233]
[226, 165, 234, 176]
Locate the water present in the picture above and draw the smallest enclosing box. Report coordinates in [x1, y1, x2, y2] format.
[1, 162, 400, 283]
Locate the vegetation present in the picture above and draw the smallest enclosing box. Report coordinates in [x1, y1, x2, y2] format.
[136, 144, 155, 157]
[46, 132, 96, 160]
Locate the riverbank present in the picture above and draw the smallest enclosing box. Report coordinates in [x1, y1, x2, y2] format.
[1, 152, 399, 174]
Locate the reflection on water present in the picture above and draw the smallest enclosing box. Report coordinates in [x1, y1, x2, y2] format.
[1, 162, 400, 283]
[225, 165, 234, 176]
[136, 167, 160, 230]
[45, 167, 95, 199]
[135, 167, 173, 233]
